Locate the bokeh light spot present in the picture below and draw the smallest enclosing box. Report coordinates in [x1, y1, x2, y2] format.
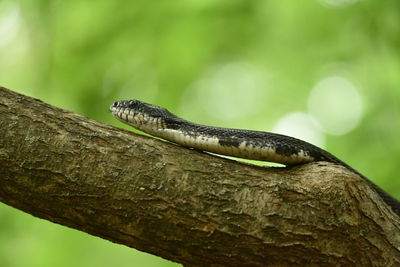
[308, 76, 363, 135]
[0, 2, 21, 47]
[182, 62, 268, 121]
[272, 112, 325, 148]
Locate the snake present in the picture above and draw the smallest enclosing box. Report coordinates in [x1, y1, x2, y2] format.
[110, 99, 400, 217]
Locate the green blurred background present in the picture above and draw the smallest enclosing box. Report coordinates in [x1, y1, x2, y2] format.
[1, 0, 399, 266]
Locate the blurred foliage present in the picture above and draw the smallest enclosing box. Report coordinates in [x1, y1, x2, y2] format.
[1, 0, 400, 266]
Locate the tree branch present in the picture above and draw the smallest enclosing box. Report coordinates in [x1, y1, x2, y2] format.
[0, 86, 399, 266]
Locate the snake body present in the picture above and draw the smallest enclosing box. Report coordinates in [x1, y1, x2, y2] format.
[110, 99, 400, 216]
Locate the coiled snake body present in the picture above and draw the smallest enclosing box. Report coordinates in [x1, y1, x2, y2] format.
[110, 99, 400, 216]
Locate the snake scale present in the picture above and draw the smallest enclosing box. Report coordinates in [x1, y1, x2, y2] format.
[110, 99, 400, 217]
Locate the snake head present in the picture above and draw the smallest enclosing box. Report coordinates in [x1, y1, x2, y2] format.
[110, 99, 180, 127]
[110, 100, 143, 113]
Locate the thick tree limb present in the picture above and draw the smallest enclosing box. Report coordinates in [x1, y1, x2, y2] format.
[0, 86, 399, 266]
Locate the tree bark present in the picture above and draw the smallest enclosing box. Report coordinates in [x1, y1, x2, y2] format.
[0, 86, 399, 266]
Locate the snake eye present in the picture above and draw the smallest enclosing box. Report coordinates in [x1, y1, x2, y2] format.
[110, 101, 121, 112]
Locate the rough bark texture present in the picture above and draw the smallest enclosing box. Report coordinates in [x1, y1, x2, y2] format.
[0, 86, 399, 266]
